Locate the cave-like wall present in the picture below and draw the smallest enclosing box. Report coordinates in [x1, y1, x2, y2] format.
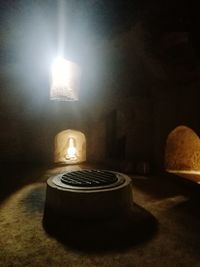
[0, 1, 200, 173]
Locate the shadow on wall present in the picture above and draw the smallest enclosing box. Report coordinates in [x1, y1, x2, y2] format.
[165, 125, 200, 183]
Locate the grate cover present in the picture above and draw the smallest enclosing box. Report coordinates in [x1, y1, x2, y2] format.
[61, 170, 118, 187]
[51, 169, 125, 190]
[46, 170, 132, 221]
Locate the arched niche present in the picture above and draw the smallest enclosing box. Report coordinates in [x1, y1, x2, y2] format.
[54, 129, 86, 164]
[165, 125, 200, 183]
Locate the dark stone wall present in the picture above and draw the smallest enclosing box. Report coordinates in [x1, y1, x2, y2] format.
[0, 1, 200, 173]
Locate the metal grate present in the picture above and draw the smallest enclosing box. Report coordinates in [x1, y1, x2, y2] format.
[61, 170, 118, 187]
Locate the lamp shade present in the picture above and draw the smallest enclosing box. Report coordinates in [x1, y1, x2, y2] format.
[50, 57, 81, 101]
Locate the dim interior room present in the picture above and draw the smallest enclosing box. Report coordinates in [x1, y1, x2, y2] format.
[0, 0, 200, 266]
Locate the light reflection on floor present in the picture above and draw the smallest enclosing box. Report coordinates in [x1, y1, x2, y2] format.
[167, 169, 200, 184]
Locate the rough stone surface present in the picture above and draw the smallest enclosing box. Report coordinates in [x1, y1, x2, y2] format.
[165, 126, 200, 171]
[1, 2, 200, 172]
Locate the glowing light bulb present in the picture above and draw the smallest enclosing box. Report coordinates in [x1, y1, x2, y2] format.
[66, 138, 77, 160]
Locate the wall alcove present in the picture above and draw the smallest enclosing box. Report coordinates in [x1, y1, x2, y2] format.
[54, 129, 86, 164]
[165, 125, 200, 183]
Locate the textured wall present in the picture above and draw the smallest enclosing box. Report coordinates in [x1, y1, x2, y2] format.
[165, 126, 200, 171]
[1, 2, 200, 172]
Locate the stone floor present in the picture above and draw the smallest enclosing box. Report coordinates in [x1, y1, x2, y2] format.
[0, 163, 200, 267]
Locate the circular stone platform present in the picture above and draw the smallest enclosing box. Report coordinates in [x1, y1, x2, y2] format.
[44, 170, 133, 220]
